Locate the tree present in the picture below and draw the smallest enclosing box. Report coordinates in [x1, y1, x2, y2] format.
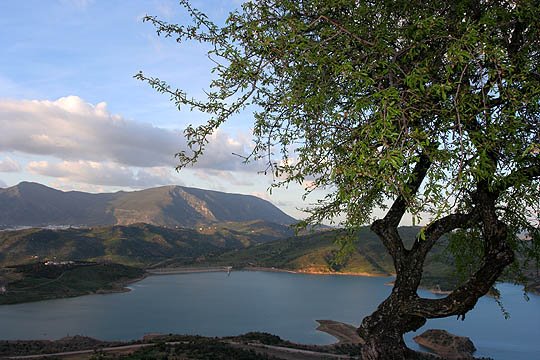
[137, 0, 540, 358]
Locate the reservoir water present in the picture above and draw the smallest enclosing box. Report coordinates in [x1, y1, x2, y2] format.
[0, 271, 538, 359]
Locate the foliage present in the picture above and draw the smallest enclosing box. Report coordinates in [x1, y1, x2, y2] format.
[233, 332, 284, 345]
[136, 0, 539, 270]
[0, 336, 124, 357]
[91, 339, 277, 360]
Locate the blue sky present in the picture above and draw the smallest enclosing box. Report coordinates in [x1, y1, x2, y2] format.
[0, 0, 320, 219]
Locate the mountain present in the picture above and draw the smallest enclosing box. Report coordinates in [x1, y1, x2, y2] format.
[0, 182, 116, 226]
[0, 182, 296, 228]
[0, 222, 294, 268]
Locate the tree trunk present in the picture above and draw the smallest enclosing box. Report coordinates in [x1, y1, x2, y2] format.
[358, 294, 426, 360]
[358, 262, 426, 360]
[356, 188, 514, 359]
[356, 226, 513, 359]
[350, 150, 519, 359]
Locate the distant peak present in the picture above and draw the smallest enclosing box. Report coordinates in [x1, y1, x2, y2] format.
[15, 181, 58, 191]
[17, 181, 39, 186]
[17, 181, 49, 187]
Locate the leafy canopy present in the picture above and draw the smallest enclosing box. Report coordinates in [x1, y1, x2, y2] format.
[136, 0, 539, 254]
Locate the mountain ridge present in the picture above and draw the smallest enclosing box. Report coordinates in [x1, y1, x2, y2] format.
[0, 182, 296, 228]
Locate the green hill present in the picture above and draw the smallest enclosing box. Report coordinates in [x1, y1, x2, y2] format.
[0, 222, 294, 268]
[176, 226, 454, 285]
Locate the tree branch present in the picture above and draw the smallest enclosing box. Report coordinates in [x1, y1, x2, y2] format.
[316, 15, 375, 47]
[408, 187, 514, 319]
[411, 212, 480, 259]
[371, 153, 431, 261]
[380, 153, 431, 228]
[408, 231, 514, 319]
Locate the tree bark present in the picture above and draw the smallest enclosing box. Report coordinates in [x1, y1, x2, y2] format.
[358, 267, 426, 360]
[357, 228, 513, 359]
[356, 166, 515, 359]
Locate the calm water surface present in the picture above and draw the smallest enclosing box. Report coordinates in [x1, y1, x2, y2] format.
[0, 271, 538, 360]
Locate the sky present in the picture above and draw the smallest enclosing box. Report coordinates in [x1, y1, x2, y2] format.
[0, 0, 333, 220]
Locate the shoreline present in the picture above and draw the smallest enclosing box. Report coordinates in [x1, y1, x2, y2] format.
[98, 273, 150, 295]
[145, 265, 392, 278]
[315, 320, 364, 345]
[294, 269, 392, 278]
[146, 267, 232, 275]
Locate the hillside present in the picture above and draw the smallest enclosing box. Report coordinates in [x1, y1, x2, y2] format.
[193, 227, 539, 292]
[185, 227, 456, 287]
[0, 222, 294, 268]
[0, 182, 296, 228]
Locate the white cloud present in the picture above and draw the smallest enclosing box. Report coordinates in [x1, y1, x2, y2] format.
[193, 169, 256, 187]
[0, 179, 6, 188]
[251, 191, 272, 201]
[27, 160, 178, 188]
[52, 181, 108, 193]
[0, 157, 21, 172]
[0, 96, 258, 172]
[302, 180, 316, 191]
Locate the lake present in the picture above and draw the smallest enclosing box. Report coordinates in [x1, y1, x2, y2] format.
[0, 271, 538, 359]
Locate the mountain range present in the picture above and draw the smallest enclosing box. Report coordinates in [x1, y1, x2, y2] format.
[0, 182, 296, 228]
